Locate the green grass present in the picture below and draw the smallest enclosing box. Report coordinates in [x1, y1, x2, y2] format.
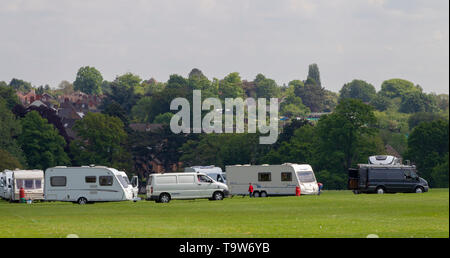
[0, 189, 448, 238]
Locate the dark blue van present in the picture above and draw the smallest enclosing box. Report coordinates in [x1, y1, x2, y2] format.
[348, 164, 429, 194]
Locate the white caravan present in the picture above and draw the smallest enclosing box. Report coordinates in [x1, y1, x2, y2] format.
[146, 172, 229, 203]
[184, 166, 227, 184]
[226, 164, 319, 196]
[0, 170, 44, 201]
[44, 166, 138, 204]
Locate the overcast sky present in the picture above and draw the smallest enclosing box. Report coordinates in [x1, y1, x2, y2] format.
[0, 0, 448, 93]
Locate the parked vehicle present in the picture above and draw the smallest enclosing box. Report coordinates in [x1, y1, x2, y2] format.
[226, 164, 319, 197]
[368, 155, 401, 165]
[146, 172, 229, 203]
[44, 166, 139, 204]
[184, 166, 227, 184]
[0, 170, 13, 199]
[348, 164, 429, 194]
[0, 170, 44, 202]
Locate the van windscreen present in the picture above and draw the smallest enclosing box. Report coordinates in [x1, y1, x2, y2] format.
[296, 171, 316, 183]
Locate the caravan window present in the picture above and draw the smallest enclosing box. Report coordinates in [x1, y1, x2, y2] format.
[35, 179, 42, 189]
[16, 179, 24, 188]
[118, 176, 129, 188]
[24, 180, 34, 189]
[51, 176, 67, 187]
[296, 171, 315, 183]
[281, 172, 292, 182]
[99, 176, 113, 186]
[258, 173, 271, 182]
[85, 176, 96, 183]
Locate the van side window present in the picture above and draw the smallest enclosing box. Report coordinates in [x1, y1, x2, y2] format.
[85, 176, 96, 183]
[197, 175, 212, 183]
[51, 176, 67, 187]
[281, 172, 292, 182]
[99, 176, 113, 186]
[258, 172, 271, 182]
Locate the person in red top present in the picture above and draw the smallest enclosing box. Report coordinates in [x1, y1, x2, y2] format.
[248, 183, 254, 198]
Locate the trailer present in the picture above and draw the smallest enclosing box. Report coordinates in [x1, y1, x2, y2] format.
[44, 166, 138, 204]
[0, 170, 44, 201]
[226, 164, 319, 197]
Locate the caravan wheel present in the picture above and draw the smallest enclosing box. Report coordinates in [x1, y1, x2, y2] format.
[253, 191, 260, 198]
[77, 197, 88, 205]
[260, 191, 268, 197]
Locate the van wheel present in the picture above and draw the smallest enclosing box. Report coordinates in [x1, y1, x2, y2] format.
[253, 191, 260, 198]
[212, 192, 224, 201]
[260, 191, 268, 197]
[77, 197, 88, 205]
[415, 187, 424, 193]
[353, 190, 361, 195]
[159, 193, 171, 203]
[376, 187, 385, 194]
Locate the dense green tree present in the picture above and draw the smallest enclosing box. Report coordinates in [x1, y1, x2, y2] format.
[9, 78, 32, 92]
[0, 100, 26, 166]
[0, 149, 23, 171]
[379, 79, 421, 99]
[339, 80, 377, 103]
[0, 84, 20, 109]
[399, 91, 437, 113]
[153, 112, 174, 124]
[370, 94, 392, 111]
[307, 64, 322, 87]
[314, 99, 379, 188]
[408, 112, 446, 130]
[294, 78, 326, 112]
[17, 111, 69, 170]
[254, 74, 281, 99]
[406, 120, 449, 187]
[280, 94, 310, 118]
[70, 113, 131, 170]
[73, 66, 103, 94]
[219, 73, 245, 99]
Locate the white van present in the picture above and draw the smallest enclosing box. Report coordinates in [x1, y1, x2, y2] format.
[0, 170, 45, 201]
[184, 166, 227, 184]
[146, 172, 229, 203]
[226, 164, 319, 196]
[44, 166, 138, 204]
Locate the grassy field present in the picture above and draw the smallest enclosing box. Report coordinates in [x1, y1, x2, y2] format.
[0, 189, 448, 238]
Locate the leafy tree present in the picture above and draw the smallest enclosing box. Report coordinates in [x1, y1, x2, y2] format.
[254, 74, 281, 99]
[188, 68, 217, 99]
[0, 84, 20, 109]
[0, 100, 26, 165]
[406, 120, 449, 187]
[408, 112, 446, 130]
[280, 94, 310, 118]
[399, 91, 437, 113]
[379, 79, 421, 99]
[314, 99, 379, 188]
[101, 100, 130, 127]
[70, 113, 130, 170]
[294, 78, 326, 112]
[0, 149, 23, 171]
[370, 94, 391, 111]
[9, 78, 32, 92]
[219, 73, 245, 99]
[307, 64, 322, 87]
[339, 80, 376, 103]
[73, 66, 103, 94]
[153, 112, 174, 124]
[17, 111, 69, 170]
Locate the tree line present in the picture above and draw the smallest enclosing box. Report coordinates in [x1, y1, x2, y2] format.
[0, 64, 448, 189]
